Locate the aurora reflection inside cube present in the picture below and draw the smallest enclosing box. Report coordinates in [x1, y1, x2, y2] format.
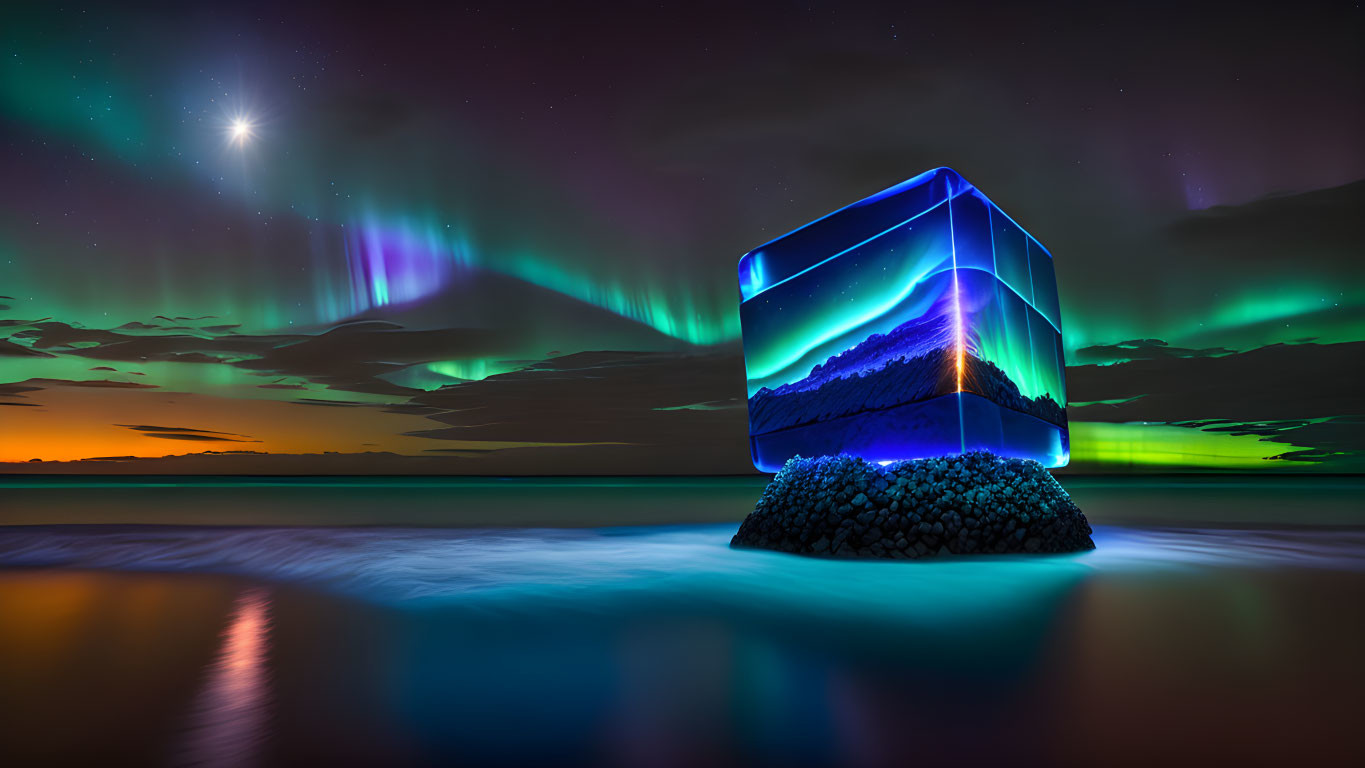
[738, 167, 1069, 473]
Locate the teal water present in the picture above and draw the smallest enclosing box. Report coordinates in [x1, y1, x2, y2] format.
[1, 475, 1361, 526]
[0, 478, 1361, 765]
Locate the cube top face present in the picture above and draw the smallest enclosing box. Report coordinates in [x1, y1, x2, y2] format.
[738, 167, 1069, 473]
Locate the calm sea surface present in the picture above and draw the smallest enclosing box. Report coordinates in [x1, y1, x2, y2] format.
[0, 476, 1361, 766]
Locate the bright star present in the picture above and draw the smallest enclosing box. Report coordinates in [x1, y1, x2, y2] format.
[229, 117, 253, 145]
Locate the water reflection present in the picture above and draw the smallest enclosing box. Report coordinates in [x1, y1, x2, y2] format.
[0, 525, 1095, 763]
[174, 587, 272, 768]
[0, 523, 1360, 765]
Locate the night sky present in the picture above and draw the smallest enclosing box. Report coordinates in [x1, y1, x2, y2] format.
[2, 1, 1362, 472]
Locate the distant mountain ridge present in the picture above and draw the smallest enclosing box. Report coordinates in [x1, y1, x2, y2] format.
[760, 301, 954, 399]
[750, 313, 1067, 435]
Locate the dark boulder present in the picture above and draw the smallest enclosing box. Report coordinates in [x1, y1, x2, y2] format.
[732, 452, 1093, 558]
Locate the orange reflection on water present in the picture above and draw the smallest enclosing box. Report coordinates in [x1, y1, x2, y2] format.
[175, 587, 273, 768]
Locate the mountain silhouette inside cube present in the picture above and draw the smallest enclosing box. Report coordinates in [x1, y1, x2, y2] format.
[738, 167, 1069, 472]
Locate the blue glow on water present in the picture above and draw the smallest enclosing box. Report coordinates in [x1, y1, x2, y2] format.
[0, 525, 1359, 610]
[1, 521, 1361, 764]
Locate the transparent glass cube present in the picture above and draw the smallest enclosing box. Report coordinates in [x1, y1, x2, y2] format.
[738, 167, 1069, 472]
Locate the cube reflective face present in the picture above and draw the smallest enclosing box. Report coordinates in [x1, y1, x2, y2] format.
[738, 167, 1069, 472]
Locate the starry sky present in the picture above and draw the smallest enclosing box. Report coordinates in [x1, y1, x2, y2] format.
[1, 1, 1362, 473]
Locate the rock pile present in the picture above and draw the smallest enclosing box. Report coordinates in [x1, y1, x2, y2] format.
[732, 452, 1093, 558]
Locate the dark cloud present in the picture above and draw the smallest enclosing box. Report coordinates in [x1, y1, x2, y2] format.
[136, 433, 258, 442]
[1167, 180, 1365, 261]
[6, 267, 695, 404]
[0, 339, 53, 357]
[1068, 341, 1365, 422]
[21, 378, 158, 389]
[233, 321, 511, 395]
[115, 424, 258, 442]
[1072, 339, 1235, 364]
[1259, 417, 1365, 469]
[0, 383, 43, 397]
[1068, 341, 1365, 470]
[9, 319, 484, 396]
[404, 350, 752, 468]
[117, 424, 249, 436]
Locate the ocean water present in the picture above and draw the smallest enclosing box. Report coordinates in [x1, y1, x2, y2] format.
[0, 478, 1362, 766]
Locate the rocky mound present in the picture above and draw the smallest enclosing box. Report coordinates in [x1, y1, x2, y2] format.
[732, 452, 1093, 558]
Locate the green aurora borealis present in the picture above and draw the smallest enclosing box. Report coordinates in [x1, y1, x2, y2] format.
[2, 3, 1362, 473]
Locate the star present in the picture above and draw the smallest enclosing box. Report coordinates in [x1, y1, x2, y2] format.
[229, 117, 254, 145]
